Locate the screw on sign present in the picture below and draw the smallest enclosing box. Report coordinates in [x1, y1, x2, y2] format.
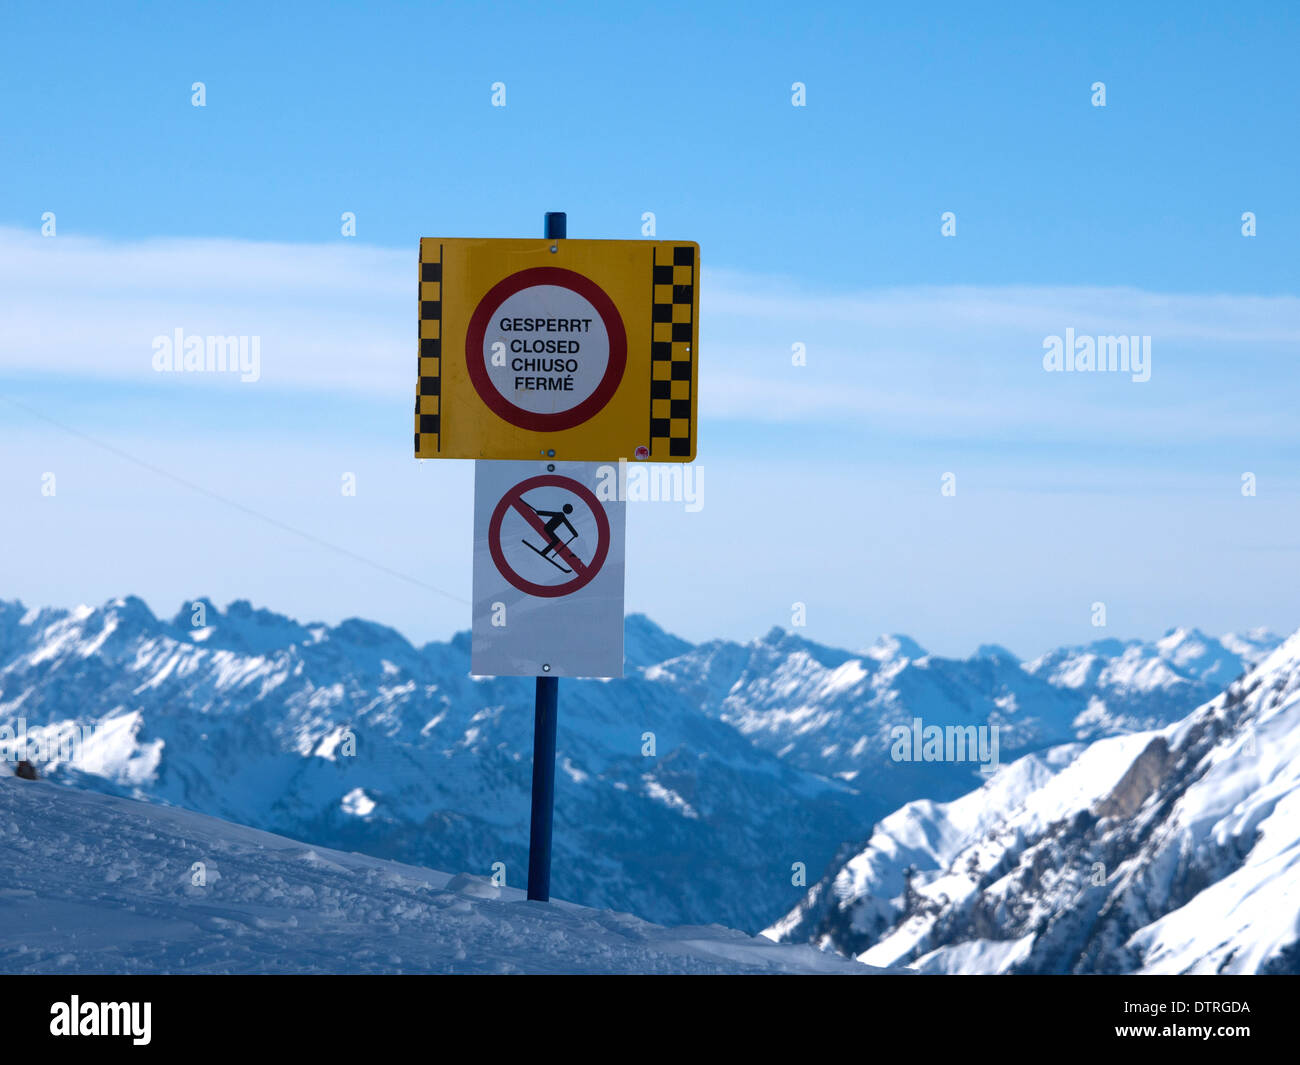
[487, 475, 611, 599]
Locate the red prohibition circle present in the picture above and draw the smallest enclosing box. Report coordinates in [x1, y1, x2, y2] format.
[488, 475, 611, 598]
[465, 267, 627, 432]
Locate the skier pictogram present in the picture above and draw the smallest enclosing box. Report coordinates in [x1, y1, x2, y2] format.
[522, 502, 579, 573]
[487, 474, 611, 598]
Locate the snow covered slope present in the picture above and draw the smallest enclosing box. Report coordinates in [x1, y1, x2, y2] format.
[767, 630, 1300, 974]
[0, 774, 876, 974]
[0, 595, 1276, 935]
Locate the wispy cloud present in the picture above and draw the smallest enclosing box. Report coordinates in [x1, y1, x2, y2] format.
[3, 228, 1297, 448]
[0, 228, 410, 394]
[704, 268, 1300, 344]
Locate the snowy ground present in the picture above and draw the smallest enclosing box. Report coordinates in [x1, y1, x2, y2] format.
[0, 774, 879, 974]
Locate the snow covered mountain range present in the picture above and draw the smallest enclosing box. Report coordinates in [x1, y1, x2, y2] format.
[766, 631, 1300, 973]
[648, 623, 1279, 812]
[0, 595, 1282, 937]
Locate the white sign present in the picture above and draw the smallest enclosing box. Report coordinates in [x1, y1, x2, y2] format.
[471, 460, 625, 678]
[483, 285, 611, 415]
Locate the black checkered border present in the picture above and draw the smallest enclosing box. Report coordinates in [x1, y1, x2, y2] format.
[649, 244, 695, 459]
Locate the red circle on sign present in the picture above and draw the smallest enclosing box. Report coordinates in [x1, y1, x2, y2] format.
[465, 267, 627, 432]
[488, 474, 611, 598]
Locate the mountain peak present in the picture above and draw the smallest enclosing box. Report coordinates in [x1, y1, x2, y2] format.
[1220, 628, 1285, 668]
[103, 595, 157, 624]
[169, 596, 312, 653]
[171, 596, 217, 630]
[624, 614, 693, 669]
[1157, 625, 1211, 646]
[331, 617, 413, 649]
[974, 643, 1020, 664]
[864, 634, 926, 662]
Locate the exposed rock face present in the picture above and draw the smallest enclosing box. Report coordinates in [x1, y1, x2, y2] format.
[1094, 736, 1172, 820]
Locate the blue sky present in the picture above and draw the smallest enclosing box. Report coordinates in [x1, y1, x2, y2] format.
[4, 1, 1298, 290]
[2, 1, 1299, 657]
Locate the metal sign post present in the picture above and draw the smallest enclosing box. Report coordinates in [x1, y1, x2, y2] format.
[527, 672, 559, 901]
[415, 210, 695, 906]
[526, 211, 566, 902]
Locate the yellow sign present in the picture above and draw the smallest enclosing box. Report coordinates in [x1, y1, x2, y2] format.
[415, 238, 698, 462]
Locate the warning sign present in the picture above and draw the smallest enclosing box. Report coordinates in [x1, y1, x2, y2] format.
[488, 473, 611, 598]
[467, 269, 627, 431]
[472, 460, 625, 678]
[415, 238, 698, 463]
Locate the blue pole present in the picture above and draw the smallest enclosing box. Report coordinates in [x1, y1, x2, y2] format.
[527, 210, 566, 902]
[544, 211, 567, 239]
[527, 674, 559, 901]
